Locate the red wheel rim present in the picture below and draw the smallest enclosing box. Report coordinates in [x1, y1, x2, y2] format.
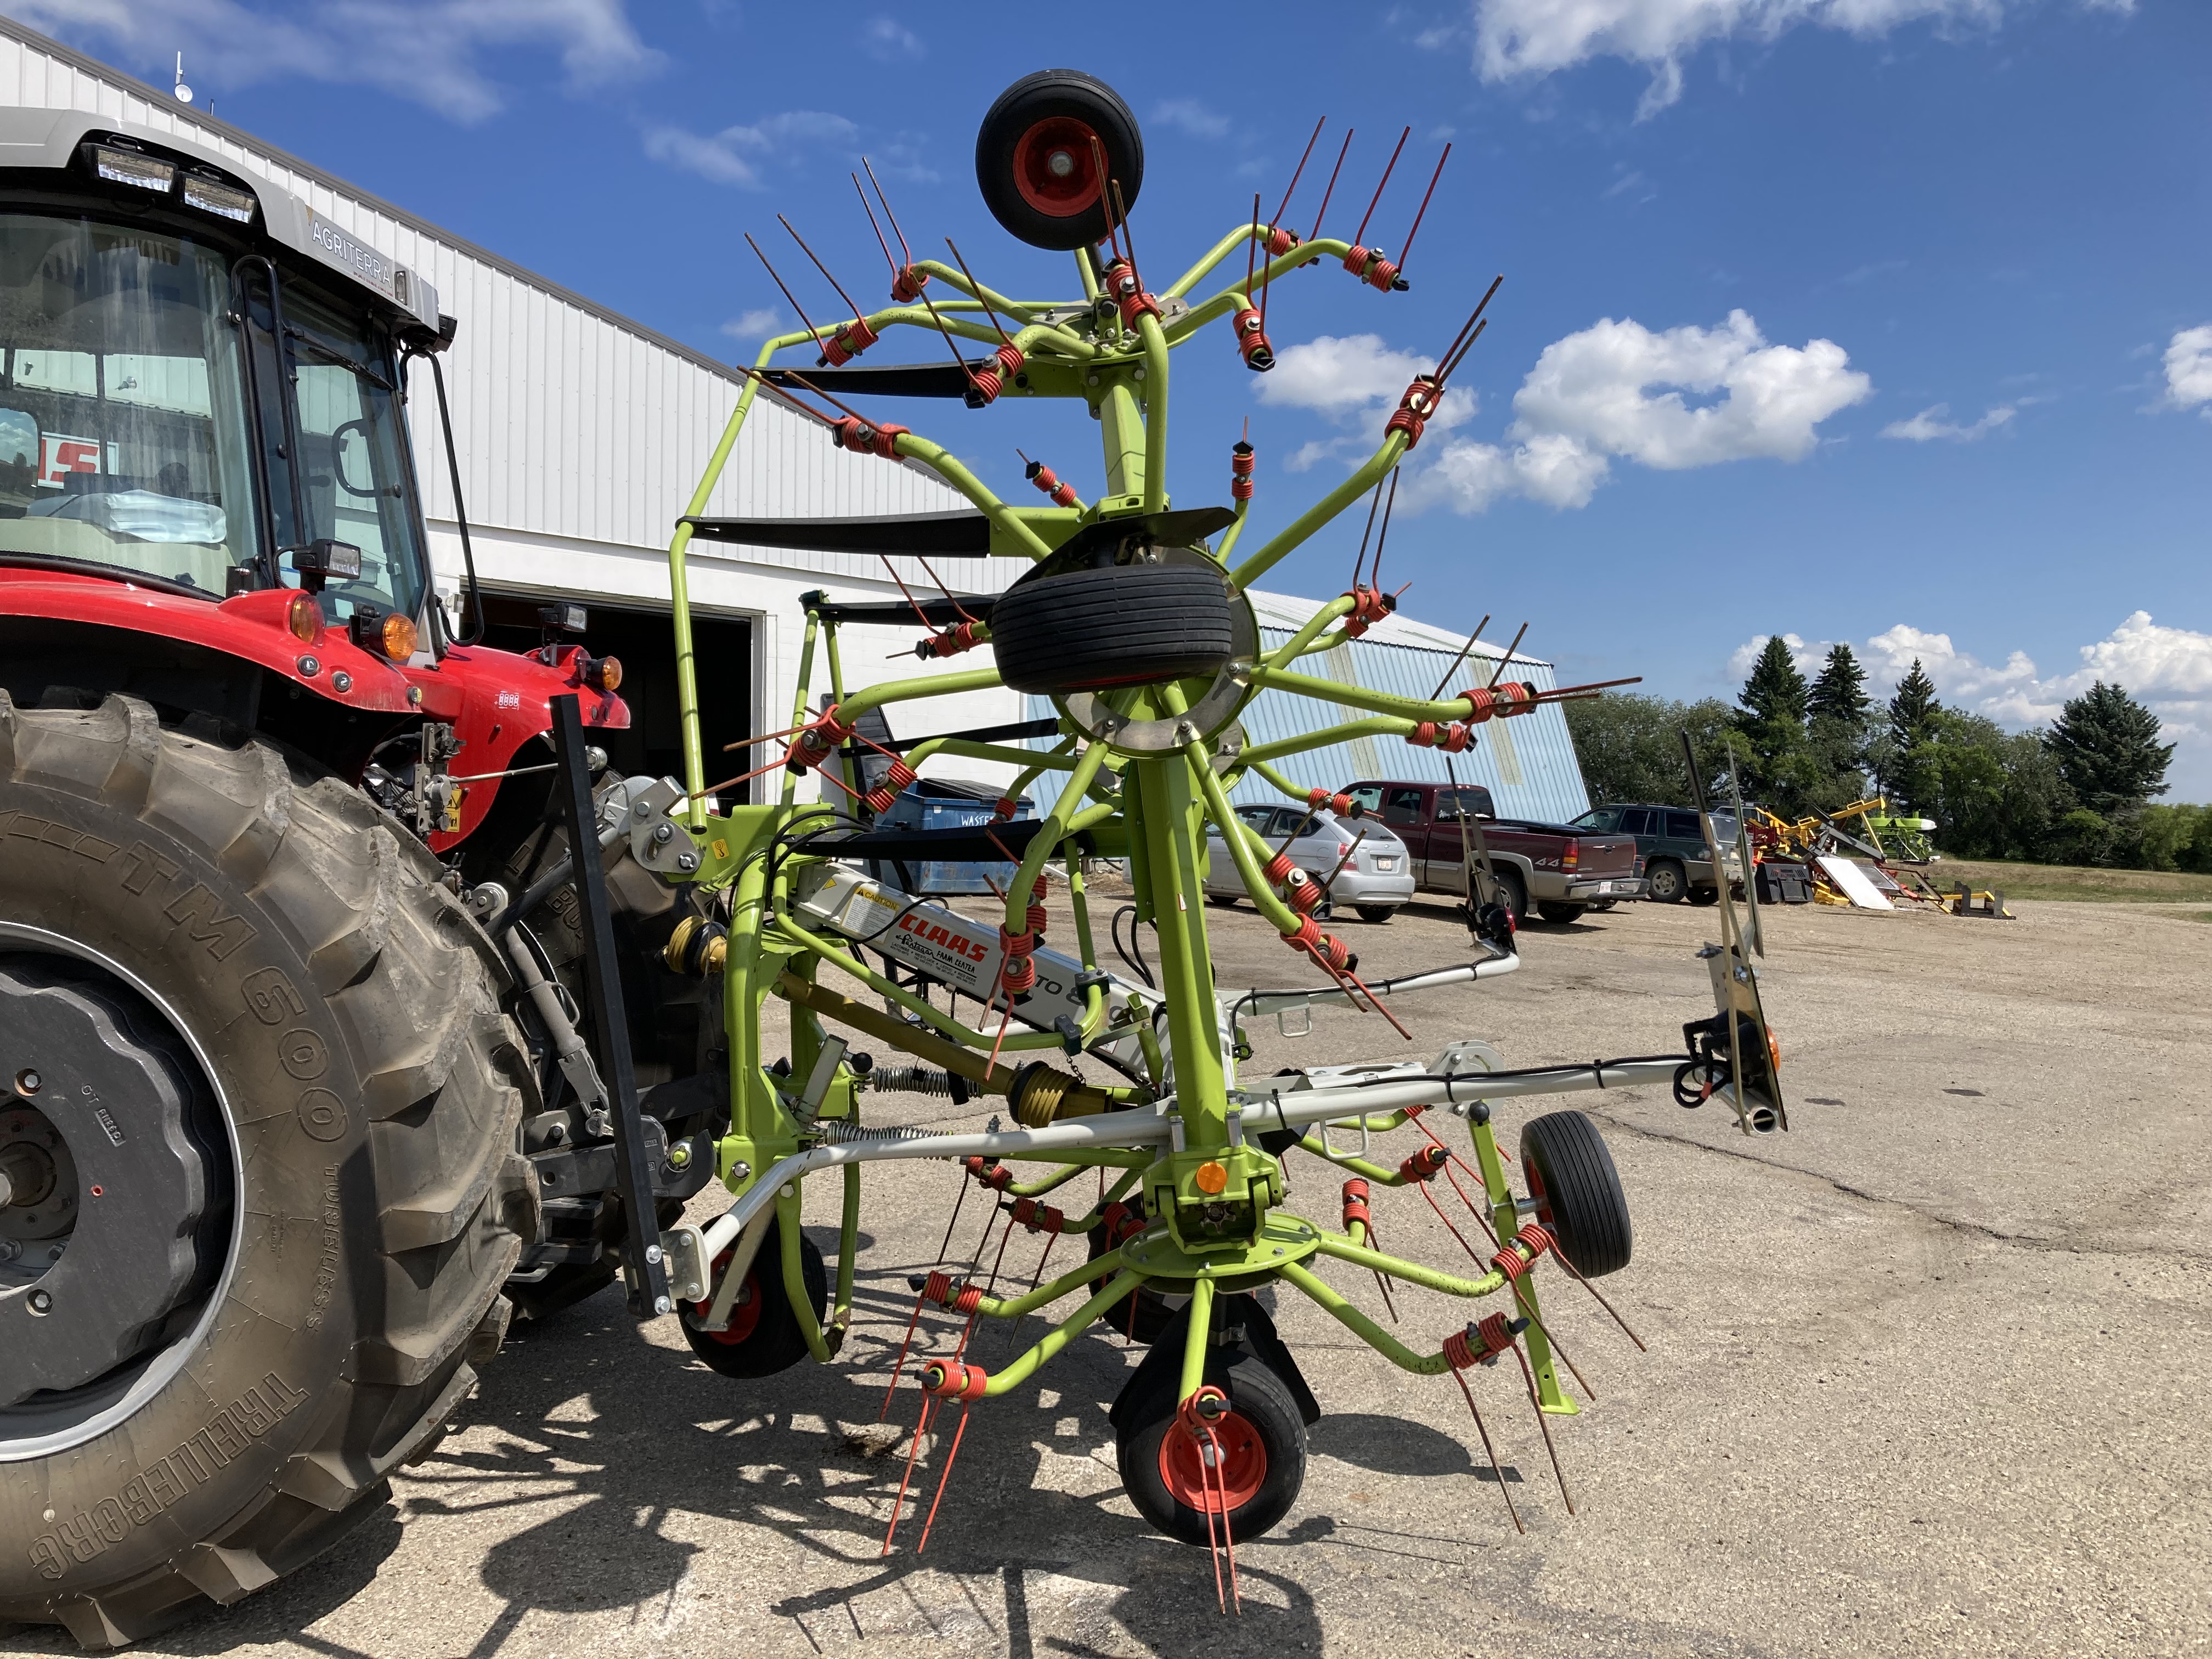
[1525, 1160, 1555, 1229]
[1012, 117, 1103, 217]
[1156, 1410, 1267, 1514]
[691, 1252, 763, 1346]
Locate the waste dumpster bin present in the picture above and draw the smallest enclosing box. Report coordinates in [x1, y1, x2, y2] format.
[868, 777, 1035, 895]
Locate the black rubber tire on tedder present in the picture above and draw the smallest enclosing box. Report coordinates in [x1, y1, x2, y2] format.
[0, 694, 537, 1651]
[677, 1217, 827, 1379]
[975, 70, 1144, 252]
[1116, 1348, 1305, 1546]
[989, 564, 1235, 696]
[1519, 1110, 1633, 1278]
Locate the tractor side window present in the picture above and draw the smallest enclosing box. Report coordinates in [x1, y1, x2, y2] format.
[1383, 787, 1426, 825]
[278, 287, 426, 632]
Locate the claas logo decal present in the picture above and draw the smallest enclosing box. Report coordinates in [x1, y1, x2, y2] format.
[894, 912, 990, 962]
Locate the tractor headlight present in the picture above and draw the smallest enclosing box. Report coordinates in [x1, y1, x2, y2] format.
[182, 173, 257, 223]
[91, 144, 174, 194]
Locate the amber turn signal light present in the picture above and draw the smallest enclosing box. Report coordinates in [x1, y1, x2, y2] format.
[578, 654, 622, 692]
[286, 592, 321, 644]
[378, 612, 418, 662]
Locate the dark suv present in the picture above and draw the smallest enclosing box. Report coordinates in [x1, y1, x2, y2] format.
[1570, 803, 1740, 904]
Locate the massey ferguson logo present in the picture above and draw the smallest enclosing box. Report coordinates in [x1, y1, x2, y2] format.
[894, 912, 989, 962]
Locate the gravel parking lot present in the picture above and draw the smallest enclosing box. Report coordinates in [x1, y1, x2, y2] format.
[9, 891, 2207, 1659]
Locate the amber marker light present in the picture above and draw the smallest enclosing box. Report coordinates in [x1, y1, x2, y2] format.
[286, 593, 321, 643]
[1194, 1160, 1228, 1195]
[578, 654, 622, 692]
[378, 612, 418, 662]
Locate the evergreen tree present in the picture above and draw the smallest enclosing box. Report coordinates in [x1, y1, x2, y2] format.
[2045, 681, 2173, 816]
[1740, 635, 1810, 727]
[1808, 643, 1871, 725]
[1734, 636, 1812, 810]
[1887, 659, 1940, 748]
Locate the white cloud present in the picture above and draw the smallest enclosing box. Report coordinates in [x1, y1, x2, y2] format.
[2159, 324, 2212, 415]
[1259, 334, 1477, 429]
[1466, 0, 2134, 117]
[1728, 612, 2212, 793]
[1151, 98, 1230, 139]
[1881, 402, 2017, 441]
[860, 16, 924, 58]
[12, 0, 658, 123]
[1278, 311, 1870, 515]
[1511, 308, 1871, 470]
[720, 308, 782, 341]
[643, 110, 859, 187]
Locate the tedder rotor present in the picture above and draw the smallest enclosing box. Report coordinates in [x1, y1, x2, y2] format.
[615, 68, 1795, 1595]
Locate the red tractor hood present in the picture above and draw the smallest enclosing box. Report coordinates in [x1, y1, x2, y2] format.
[0, 567, 627, 848]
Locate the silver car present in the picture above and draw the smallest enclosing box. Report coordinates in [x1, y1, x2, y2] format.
[1203, 803, 1417, 922]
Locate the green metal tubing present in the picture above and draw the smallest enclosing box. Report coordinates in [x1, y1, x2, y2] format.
[1216, 494, 1251, 562]
[1229, 430, 1409, 591]
[912, 737, 1079, 773]
[834, 665, 1006, 725]
[1130, 754, 1226, 1144]
[1099, 380, 1146, 500]
[889, 435, 1054, 560]
[1177, 1277, 1217, 1402]
[1165, 238, 1357, 341]
[1246, 758, 1326, 807]
[1238, 715, 1409, 769]
[1136, 313, 1170, 513]
[780, 1181, 834, 1363]
[973, 1271, 1144, 1398]
[1277, 1261, 1454, 1376]
[1001, 741, 1111, 934]
[1312, 1231, 1507, 1299]
[832, 1162, 860, 1340]
[780, 612, 822, 809]
[1165, 226, 1352, 302]
[1007, 1160, 1144, 1201]
[1258, 593, 1359, 671]
[1252, 666, 1479, 726]
[1189, 745, 1303, 933]
[772, 912, 1069, 1054]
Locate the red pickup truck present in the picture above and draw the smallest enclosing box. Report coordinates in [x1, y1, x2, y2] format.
[1344, 780, 1646, 924]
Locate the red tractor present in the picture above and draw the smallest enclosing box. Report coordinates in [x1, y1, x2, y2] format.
[0, 109, 712, 1647]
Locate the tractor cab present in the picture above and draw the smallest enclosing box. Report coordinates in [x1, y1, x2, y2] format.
[0, 112, 442, 634]
[0, 109, 624, 846]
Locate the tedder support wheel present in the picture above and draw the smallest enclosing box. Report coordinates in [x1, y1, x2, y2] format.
[1116, 1350, 1305, 1546]
[678, 1217, 827, 1379]
[1645, 859, 1686, 904]
[975, 69, 1144, 251]
[1354, 904, 1396, 924]
[989, 565, 1235, 696]
[1519, 1110, 1633, 1278]
[0, 694, 536, 1651]
[1536, 901, 1588, 925]
[1492, 866, 1528, 928]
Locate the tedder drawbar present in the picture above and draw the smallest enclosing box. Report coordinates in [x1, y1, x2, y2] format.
[566, 69, 1795, 1600]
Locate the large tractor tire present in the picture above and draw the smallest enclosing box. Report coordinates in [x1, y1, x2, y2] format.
[0, 693, 537, 1650]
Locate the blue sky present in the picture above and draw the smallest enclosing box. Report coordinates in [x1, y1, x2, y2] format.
[16, 0, 2208, 791]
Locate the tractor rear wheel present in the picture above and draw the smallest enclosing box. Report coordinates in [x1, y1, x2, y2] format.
[0, 693, 536, 1650]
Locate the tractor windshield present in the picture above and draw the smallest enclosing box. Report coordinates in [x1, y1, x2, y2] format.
[0, 211, 431, 630]
[0, 211, 258, 594]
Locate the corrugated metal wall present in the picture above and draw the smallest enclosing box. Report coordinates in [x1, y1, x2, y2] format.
[0, 21, 993, 600]
[1234, 628, 1590, 823]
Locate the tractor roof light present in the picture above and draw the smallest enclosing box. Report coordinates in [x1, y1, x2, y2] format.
[182, 172, 256, 223]
[90, 144, 174, 194]
[577, 654, 622, 693]
[285, 593, 322, 644]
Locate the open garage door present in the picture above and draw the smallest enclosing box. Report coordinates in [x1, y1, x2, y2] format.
[475, 590, 754, 794]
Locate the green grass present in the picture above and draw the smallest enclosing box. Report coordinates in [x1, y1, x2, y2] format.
[1923, 858, 2212, 905]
